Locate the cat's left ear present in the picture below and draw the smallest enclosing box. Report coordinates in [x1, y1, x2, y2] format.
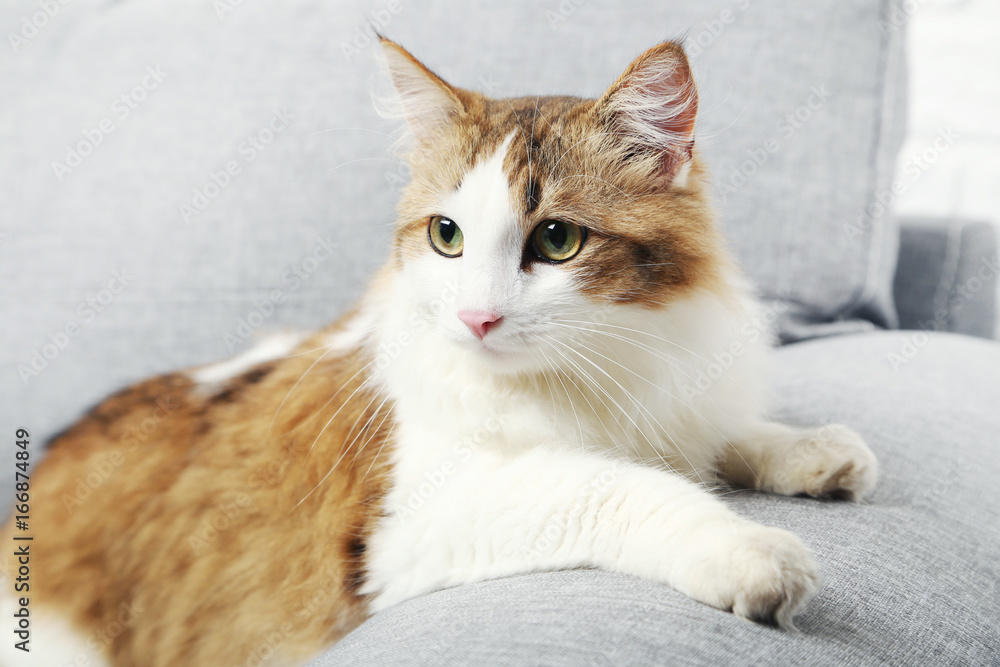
[378, 37, 468, 142]
[597, 42, 698, 186]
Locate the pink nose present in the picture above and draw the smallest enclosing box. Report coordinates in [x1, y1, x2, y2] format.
[458, 310, 503, 340]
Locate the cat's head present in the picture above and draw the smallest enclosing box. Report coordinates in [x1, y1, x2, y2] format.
[379, 38, 725, 375]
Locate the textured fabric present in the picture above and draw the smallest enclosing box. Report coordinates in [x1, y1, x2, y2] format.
[894, 217, 998, 339]
[1, 0, 906, 449]
[312, 331, 1000, 666]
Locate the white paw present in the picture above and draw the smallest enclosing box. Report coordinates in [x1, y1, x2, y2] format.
[675, 524, 821, 630]
[774, 424, 879, 501]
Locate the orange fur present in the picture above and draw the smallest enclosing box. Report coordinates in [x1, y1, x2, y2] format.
[2, 330, 391, 665]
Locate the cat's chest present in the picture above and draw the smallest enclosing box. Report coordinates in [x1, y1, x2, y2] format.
[393, 381, 561, 454]
[389, 370, 683, 463]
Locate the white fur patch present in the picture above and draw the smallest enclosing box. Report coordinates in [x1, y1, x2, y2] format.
[672, 160, 691, 188]
[190, 331, 304, 386]
[439, 132, 520, 317]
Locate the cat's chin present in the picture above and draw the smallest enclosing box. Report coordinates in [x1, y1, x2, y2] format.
[453, 338, 542, 376]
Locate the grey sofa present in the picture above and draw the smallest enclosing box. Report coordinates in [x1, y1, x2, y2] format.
[2, 1, 998, 665]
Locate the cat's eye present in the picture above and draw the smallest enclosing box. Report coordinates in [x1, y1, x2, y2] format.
[428, 216, 464, 257]
[532, 220, 585, 262]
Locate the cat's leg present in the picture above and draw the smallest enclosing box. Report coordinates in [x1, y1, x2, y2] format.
[365, 446, 820, 629]
[719, 422, 878, 501]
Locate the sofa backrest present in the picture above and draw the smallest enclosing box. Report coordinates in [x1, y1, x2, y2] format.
[0, 0, 907, 443]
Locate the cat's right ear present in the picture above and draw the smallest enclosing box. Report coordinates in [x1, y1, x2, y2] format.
[378, 38, 467, 141]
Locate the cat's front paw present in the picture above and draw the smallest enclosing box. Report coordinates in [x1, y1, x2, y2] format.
[726, 526, 821, 629]
[775, 424, 878, 501]
[677, 524, 820, 630]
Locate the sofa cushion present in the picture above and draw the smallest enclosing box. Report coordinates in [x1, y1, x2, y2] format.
[894, 217, 998, 339]
[312, 331, 1000, 666]
[1, 0, 906, 447]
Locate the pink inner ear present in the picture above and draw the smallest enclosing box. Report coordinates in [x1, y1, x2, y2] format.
[646, 62, 698, 139]
[645, 63, 698, 177]
[605, 43, 700, 182]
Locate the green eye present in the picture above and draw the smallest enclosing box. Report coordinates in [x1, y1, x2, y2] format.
[428, 216, 464, 257]
[532, 220, 585, 262]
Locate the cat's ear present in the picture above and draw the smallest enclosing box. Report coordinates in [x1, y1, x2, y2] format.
[597, 42, 698, 186]
[378, 37, 466, 141]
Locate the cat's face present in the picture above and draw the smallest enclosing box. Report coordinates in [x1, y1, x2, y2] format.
[381, 40, 723, 375]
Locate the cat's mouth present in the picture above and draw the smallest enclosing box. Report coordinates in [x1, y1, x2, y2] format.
[465, 336, 506, 355]
[479, 340, 511, 357]
[452, 331, 534, 369]
[482, 338, 555, 376]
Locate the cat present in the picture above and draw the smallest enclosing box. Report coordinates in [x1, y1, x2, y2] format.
[1, 38, 878, 666]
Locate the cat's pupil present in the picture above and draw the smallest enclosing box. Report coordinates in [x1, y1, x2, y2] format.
[440, 220, 456, 244]
[544, 222, 567, 250]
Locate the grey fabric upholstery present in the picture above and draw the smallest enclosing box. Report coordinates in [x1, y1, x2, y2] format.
[894, 217, 998, 339]
[2, 0, 906, 452]
[313, 331, 1000, 666]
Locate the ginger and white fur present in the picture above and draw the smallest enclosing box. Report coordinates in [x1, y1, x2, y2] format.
[356, 41, 878, 629]
[356, 153, 874, 629]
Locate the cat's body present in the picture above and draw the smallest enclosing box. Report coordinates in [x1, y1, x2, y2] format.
[1, 40, 877, 666]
